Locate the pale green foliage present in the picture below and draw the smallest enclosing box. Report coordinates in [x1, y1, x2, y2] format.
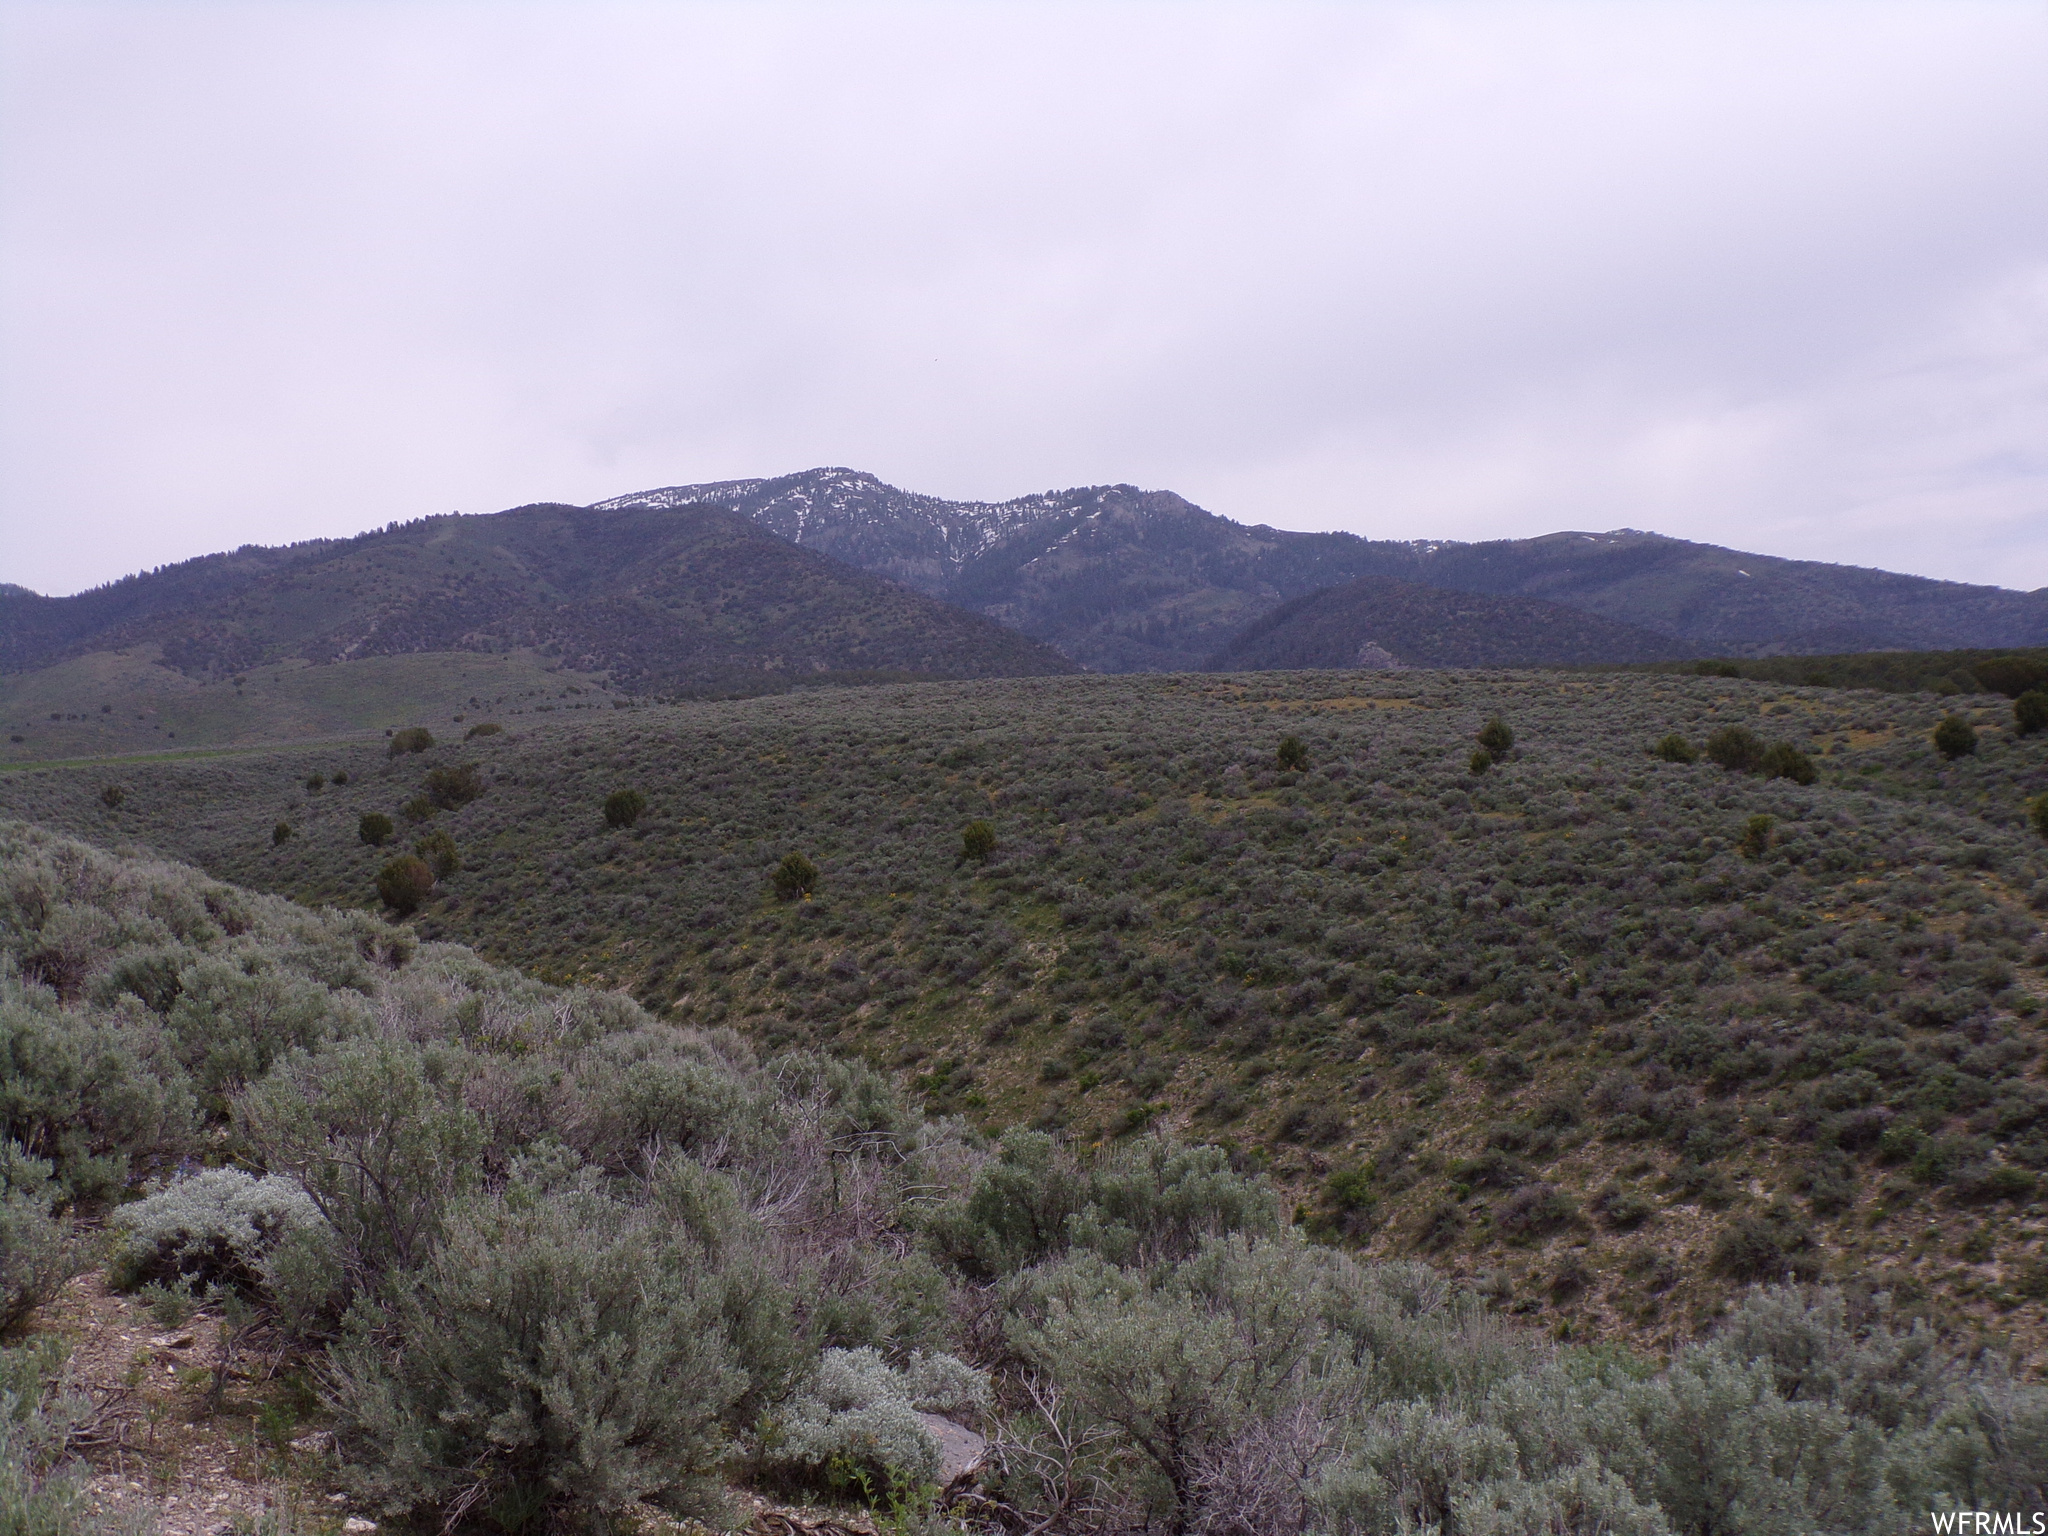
[0, 1146, 82, 1334]
[110, 1166, 322, 1293]
[326, 1185, 746, 1525]
[234, 1036, 483, 1289]
[0, 1338, 93, 1536]
[0, 994, 193, 1200]
[1012, 1236, 1367, 1529]
[768, 1347, 959, 1488]
[927, 1130, 1276, 1279]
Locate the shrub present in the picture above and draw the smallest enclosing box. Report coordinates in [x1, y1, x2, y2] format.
[464, 721, 503, 739]
[400, 795, 437, 824]
[1738, 814, 1774, 861]
[1476, 718, 1513, 758]
[358, 811, 394, 847]
[375, 855, 436, 914]
[1696, 660, 1742, 678]
[763, 1346, 980, 1491]
[1468, 749, 1493, 775]
[1276, 736, 1309, 772]
[1705, 725, 1765, 772]
[1709, 1208, 1818, 1283]
[1494, 1182, 1576, 1238]
[0, 1003, 195, 1198]
[1759, 742, 1816, 785]
[332, 770, 349, 785]
[773, 851, 818, 901]
[422, 763, 484, 810]
[961, 820, 997, 861]
[305, 774, 324, 792]
[2031, 795, 2048, 841]
[1932, 715, 1978, 760]
[0, 1335, 97, 1530]
[413, 829, 460, 879]
[1653, 733, 1697, 764]
[270, 821, 293, 846]
[325, 1186, 745, 1527]
[387, 727, 434, 757]
[97, 785, 124, 809]
[235, 1037, 482, 1290]
[0, 1148, 81, 1334]
[604, 788, 647, 828]
[2014, 690, 2048, 736]
[109, 1168, 323, 1294]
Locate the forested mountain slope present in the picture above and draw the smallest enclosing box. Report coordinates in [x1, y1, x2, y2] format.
[600, 467, 2048, 666]
[0, 500, 1074, 690]
[1204, 574, 1698, 671]
[9, 669, 2048, 1357]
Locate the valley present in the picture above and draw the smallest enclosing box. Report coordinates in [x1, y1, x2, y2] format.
[8, 667, 2047, 1358]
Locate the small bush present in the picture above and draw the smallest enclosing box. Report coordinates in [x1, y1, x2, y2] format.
[773, 852, 818, 901]
[400, 795, 437, 824]
[413, 829, 460, 879]
[1495, 1181, 1577, 1238]
[331, 770, 349, 785]
[422, 763, 484, 810]
[271, 821, 293, 846]
[764, 1346, 982, 1491]
[109, 1168, 323, 1295]
[604, 788, 647, 828]
[1276, 736, 1309, 771]
[387, 727, 434, 757]
[1705, 725, 1765, 772]
[2031, 795, 2048, 842]
[961, 820, 996, 861]
[1468, 749, 1493, 775]
[464, 721, 503, 739]
[1696, 660, 1742, 678]
[304, 774, 325, 792]
[1710, 1207, 1818, 1282]
[1932, 715, 1977, 760]
[375, 855, 436, 914]
[358, 812, 394, 847]
[1759, 742, 1816, 785]
[1653, 733, 1697, 764]
[0, 1148, 81, 1334]
[1476, 718, 1513, 757]
[2013, 690, 2048, 736]
[1738, 814, 1774, 861]
[97, 785, 124, 809]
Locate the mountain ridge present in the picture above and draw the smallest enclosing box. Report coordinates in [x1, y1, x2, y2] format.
[595, 468, 2048, 668]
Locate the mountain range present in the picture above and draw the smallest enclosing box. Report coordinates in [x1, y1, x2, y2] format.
[6, 466, 2046, 760]
[598, 468, 2048, 669]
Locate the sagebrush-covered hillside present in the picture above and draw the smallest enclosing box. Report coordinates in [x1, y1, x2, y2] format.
[8, 670, 2048, 1355]
[1, 822, 2043, 1533]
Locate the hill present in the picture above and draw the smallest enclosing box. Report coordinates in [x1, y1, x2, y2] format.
[1203, 574, 1700, 671]
[9, 668, 2047, 1356]
[6, 821, 2043, 1534]
[0, 501, 1075, 758]
[599, 467, 2048, 665]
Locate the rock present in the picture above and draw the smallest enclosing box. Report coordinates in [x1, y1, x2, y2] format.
[289, 1430, 334, 1455]
[150, 1334, 196, 1349]
[343, 1519, 378, 1533]
[916, 1412, 988, 1486]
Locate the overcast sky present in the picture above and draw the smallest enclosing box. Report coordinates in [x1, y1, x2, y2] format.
[3, 1, 2045, 598]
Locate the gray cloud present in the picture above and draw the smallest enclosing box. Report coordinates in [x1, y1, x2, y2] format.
[3, 0, 2044, 596]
